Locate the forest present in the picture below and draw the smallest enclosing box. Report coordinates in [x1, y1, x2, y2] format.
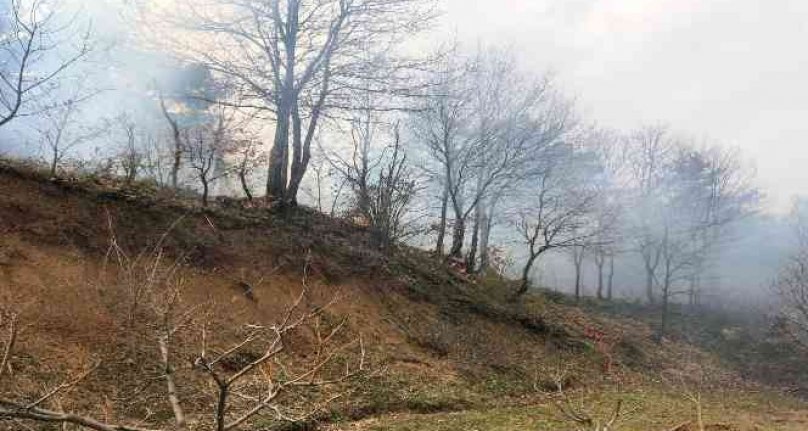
[2, 1, 808, 430]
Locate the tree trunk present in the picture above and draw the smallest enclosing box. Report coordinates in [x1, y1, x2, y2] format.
[160, 94, 182, 189]
[288, 61, 330, 205]
[607, 255, 615, 300]
[466, 202, 483, 272]
[656, 257, 673, 342]
[658, 279, 670, 342]
[239, 170, 253, 201]
[645, 263, 656, 305]
[171, 147, 182, 189]
[449, 216, 465, 259]
[573, 247, 585, 302]
[267, 101, 291, 200]
[214, 384, 228, 431]
[596, 258, 605, 300]
[287, 104, 304, 205]
[688, 275, 699, 306]
[201, 176, 209, 207]
[478, 197, 497, 274]
[49, 151, 58, 177]
[435, 182, 449, 255]
[517, 254, 539, 297]
[657, 292, 669, 343]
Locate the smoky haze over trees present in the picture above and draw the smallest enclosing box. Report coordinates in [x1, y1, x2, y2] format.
[8, 1, 808, 429]
[0, 0, 801, 338]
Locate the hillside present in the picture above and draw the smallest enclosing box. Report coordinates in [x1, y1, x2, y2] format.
[1, 161, 807, 431]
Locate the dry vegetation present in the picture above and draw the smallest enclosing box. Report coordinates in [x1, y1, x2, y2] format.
[0, 161, 806, 430]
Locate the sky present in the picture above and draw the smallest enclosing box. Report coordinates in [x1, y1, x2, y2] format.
[442, 0, 808, 214]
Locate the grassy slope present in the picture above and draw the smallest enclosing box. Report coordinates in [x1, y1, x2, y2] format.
[1, 161, 806, 430]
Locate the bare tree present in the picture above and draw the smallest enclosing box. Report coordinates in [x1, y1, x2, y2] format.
[775, 208, 808, 348]
[570, 244, 586, 301]
[159, 92, 185, 189]
[623, 125, 678, 304]
[414, 50, 572, 268]
[141, 130, 175, 187]
[160, 0, 437, 204]
[411, 58, 472, 257]
[584, 128, 626, 301]
[0, 247, 365, 431]
[0, 0, 91, 129]
[233, 138, 263, 202]
[625, 140, 758, 340]
[116, 116, 145, 185]
[514, 148, 599, 297]
[546, 364, 625, 431]
[328, 109, 418, 249]
[185, 109, 234, 207]
[35, 95, 102, 176]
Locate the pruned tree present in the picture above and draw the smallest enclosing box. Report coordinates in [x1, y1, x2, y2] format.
[0, 0, 91, 129]
[546, 363, 626, 431]
[0, 244, 365, 431]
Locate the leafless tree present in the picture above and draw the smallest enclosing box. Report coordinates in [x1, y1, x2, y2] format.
[774, 208, 808, 348]
[141, 130, 175, 187]
[413, 50, 572, 268]
[185, 110, 233, 207]
[581, 127, 627, 301]
[116, 116, 145, 186]
[34, 94, 102, 176]
[623, 125, 678, 304]
[328, 108, 418, 249]
[513, 148, 599, 297]
[158, 0, 437, 205]
[0, 246, 365, 431]
[410, 58, 471, 256]
[624, 138, 758, 340]
[233, 138, 263, 202]
[546, 363, 626, 431]
[684, 145, 759, 305]
[570, 244, 587, 301]
[159, 92, 185, 189]
[0, 0, 91, 129]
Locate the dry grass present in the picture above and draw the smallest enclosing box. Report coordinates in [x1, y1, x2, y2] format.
[1, 163, 807, 430]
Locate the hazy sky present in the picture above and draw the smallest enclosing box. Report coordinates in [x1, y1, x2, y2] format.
[26, 0, 807, 214]
[443, 0, 808, 213]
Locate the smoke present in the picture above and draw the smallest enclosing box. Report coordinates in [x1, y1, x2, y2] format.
[0, 0, 184, 158]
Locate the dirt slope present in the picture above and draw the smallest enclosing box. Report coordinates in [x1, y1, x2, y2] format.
[1, 161, 806, 430]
